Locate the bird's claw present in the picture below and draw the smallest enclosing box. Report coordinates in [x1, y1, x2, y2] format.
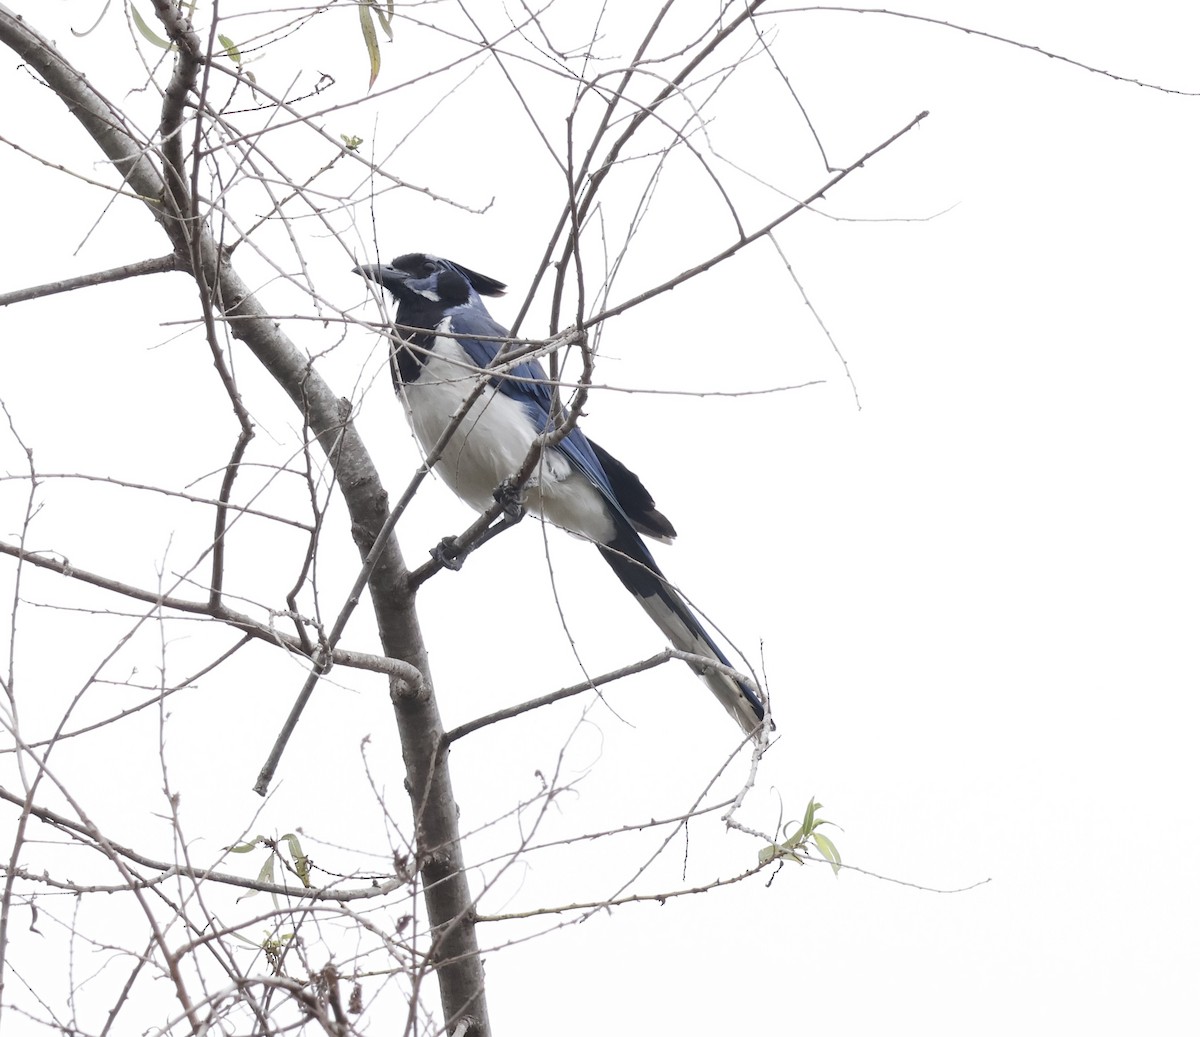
[493, 478, 525, 521]
[430, 536, 465, 571]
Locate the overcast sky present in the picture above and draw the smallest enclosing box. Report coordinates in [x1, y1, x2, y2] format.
[1, 2, 1198, 1034]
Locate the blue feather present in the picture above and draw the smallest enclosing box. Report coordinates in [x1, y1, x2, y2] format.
[354, 253, 770, 735]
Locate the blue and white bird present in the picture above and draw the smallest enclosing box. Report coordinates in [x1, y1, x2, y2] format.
[353, 253, 767, 735]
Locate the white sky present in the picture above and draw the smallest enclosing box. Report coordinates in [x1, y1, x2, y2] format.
[1, 2, 1198, 1034]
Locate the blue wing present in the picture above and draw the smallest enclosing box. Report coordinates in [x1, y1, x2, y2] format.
[445, 302, 768, 733]
[446, 305, 622, 507]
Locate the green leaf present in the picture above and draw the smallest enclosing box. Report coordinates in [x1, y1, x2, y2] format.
[763, 797, 842, 871]
[280, 833, 312, 888]
[255, 854, 276, 885]
[358, 2, 382, 89]
[372, 0, 395, 41]
[227, 839, 264, 854]
[813, 832, 842, 876]
[237, 851, 274, 901]
[800, 796, 817, 837]
[760, 842, 803, 866]
[217, 33, 242, 66]
[131, 5, 171, 50]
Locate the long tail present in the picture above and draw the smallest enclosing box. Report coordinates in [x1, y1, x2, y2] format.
[598, 523, 768, 735]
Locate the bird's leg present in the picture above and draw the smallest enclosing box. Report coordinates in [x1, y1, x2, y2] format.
[492, 476, 526, 521]
[430, 516, 516, 571]
[429, 478, 527, 571]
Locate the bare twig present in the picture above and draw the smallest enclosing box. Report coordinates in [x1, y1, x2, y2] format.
[583, 109, 929, 329]
[445, 650, 680, 742]
[0, 538, 421, 685]
[769, 6, 1200, 95]
[0, 254, 186, 306]
[0, 785, 403, 900]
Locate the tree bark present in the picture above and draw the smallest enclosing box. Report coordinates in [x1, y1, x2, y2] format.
[0, 7, 490, 1034]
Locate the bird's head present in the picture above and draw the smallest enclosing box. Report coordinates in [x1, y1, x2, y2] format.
[352, 253, 506, 308]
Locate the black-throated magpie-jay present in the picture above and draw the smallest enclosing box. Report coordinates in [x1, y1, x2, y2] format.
[354, 253, 768, 734]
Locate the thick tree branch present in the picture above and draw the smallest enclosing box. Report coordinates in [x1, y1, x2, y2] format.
[0, 9, 490, 1034]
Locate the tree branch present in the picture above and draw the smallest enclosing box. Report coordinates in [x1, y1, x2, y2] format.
[0, 10, 491, 1032]
[772, 6, 1200, 96]
[0, 537, 422, 682]
[0, 254, 187, 306]
[583, 108, 929, 330]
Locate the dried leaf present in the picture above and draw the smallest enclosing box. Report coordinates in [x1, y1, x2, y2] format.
[358, 2, 381, 89]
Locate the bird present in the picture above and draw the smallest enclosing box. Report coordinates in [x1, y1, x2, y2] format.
[353, 252, 768, 735]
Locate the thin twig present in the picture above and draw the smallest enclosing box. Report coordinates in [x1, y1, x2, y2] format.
[582, 109, 930, 329]
[445, 650, 680, 742]
[769, 6, 1200, 96]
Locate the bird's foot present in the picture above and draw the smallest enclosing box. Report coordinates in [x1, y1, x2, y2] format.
[430, 536, 466, 571]
[431, 502, 524, 573]
[493, 478, 526, 521]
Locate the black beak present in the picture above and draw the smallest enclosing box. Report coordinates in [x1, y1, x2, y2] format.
[353, 262, 390, 288]
[354, 262, 417, 302]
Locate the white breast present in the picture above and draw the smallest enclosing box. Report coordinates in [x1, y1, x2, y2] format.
[397, 329, 617, 545]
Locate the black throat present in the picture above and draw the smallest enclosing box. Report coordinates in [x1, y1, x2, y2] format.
[387, 296, 444, 388]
